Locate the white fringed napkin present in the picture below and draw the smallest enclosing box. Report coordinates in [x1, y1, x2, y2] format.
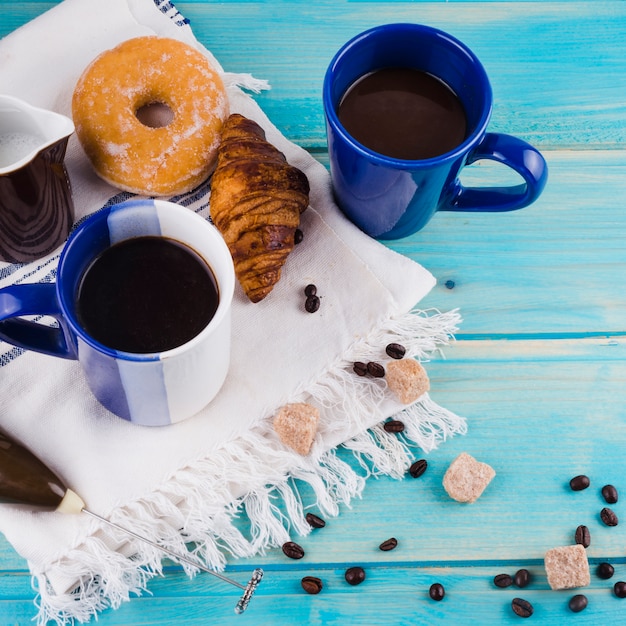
[0, 1, 466, 623]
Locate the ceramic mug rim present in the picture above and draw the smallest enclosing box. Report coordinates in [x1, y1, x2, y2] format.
[322, 22, 494, 169]
[57, 199, 235, 362]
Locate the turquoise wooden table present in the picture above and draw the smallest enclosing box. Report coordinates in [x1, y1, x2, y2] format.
[2, 1, 626, 624]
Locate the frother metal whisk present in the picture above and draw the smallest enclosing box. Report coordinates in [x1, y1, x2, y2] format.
[81, 508, 263, 614]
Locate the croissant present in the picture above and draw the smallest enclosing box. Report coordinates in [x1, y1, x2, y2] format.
[209, 113, 310, 303]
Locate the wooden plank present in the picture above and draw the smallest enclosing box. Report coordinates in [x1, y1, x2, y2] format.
[3, 563, 626, 625]
[310, 149, 626, 338]
[178, 1, 626, 149]
[0, 3, 57, 35]
[3, 2, 626, 150]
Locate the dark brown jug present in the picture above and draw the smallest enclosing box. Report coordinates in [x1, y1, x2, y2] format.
[0, 96, 74, 263]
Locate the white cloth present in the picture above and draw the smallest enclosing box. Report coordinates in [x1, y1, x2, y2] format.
[0, 1, 466, 623]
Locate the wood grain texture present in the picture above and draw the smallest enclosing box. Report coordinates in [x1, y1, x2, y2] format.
[2, 1, 626, 625]
[178, 1, 626, 149]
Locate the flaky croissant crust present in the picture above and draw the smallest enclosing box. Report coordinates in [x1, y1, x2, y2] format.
[210, 114, 310, 302]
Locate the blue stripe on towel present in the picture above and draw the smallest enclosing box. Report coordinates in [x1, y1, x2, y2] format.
[154, 0, 190, 27]
[0, 345, 24, 366]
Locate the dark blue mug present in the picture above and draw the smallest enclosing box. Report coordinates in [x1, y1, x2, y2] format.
[323, 23, 548, 239]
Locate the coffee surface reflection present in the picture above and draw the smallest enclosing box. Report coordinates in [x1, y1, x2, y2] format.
[337, 67, 467, 160]
[77, 236, 219, 353]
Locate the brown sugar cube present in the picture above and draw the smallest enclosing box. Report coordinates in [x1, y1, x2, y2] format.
[273, 402, 320, 456]
[544, 544, 590, 590]
[385, 358, 430, 404]
[443, 452, 495, 503]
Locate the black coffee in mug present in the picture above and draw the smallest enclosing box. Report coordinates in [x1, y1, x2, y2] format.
[337, 67, 467, 160]
[76, 236, 219, 353]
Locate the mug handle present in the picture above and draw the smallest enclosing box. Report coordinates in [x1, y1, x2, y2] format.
[0, 284, 76, 359]
[442, 133, 548, 213]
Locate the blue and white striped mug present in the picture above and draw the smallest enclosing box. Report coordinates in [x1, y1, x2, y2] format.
[0, 199, 235, 426]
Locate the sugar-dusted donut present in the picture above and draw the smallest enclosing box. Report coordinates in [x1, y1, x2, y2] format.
[72, 36, 229, 196]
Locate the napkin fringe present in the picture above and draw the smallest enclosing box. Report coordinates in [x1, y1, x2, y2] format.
[35, 308, 465, 625]
[223, 72, 271, 94]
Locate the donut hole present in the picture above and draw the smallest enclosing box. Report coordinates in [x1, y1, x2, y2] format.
[135, 101, 174, 128]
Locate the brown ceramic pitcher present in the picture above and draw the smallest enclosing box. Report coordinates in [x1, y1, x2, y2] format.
[0, 95, 74, 263]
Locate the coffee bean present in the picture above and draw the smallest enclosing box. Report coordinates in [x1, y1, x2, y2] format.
[408, 459, 428, 478]
[304, 283, 317, 297]
[345, 566, 366, 586]
[568, 594, 588, 613]
[597, 562, 615, 580]
[494, 573, 514, 588]
[294, 228, 304, 244]
[570, 475, 590, 491]
[305, 294, 320, 313]
[282, 541, 305, 559]
[301, 576, 322, 594]
[575, 524, 591, 548]
[383, 420, 405, 433]
[511, 597, 534, 618]
[367, 361, 385, 378]
[614, 581, 626, 598]
[379, 537, 398, 552]
[600, 507, 619, 527]
[514, 569, 531, 589]
[385, 342, 406, 360]
[305, 512, 326, 529]
[602, 484, 619, 504]
[353, 361, 368, 376]
[429, 583, 445, 601]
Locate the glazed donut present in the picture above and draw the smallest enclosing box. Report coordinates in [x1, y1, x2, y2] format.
[72, 36, 229, 196]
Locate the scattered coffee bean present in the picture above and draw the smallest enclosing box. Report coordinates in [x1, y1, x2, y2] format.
[304, 283, 317, 297]
[602, 484, 619, 504]
[568, 594, 588, 613]
[366, 361, 385, 378]
[614, 581, 626, 598]
[282, 541, 305, 560]
[305, 294, 320, 313]
[570, 475, 590, 491]
[301, 576, 322, 594]
[385, 342, 406, 360]
[511, 597, 534, 618]
[408, 459, 428, 478]
[353, 361, 386, 377]
[379, 537, 398, 552]
[305, 512, 326, 529]
[597, 562, 615, 580]
[494, 573, 514, 588]
[294, 228, 304, 244]
[345, 566, 366, 586]
[353, 361, 368, 376]
[383, 420, 405, 433]
[575, 524, 591, 548]
[600, 507, 619, 527]
[429, 583, 445, 601]
[514, 569, 532, 589]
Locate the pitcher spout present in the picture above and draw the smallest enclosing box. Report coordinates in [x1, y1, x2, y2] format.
[0, 95, 74, 174]
[0, 95, 75, 263]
